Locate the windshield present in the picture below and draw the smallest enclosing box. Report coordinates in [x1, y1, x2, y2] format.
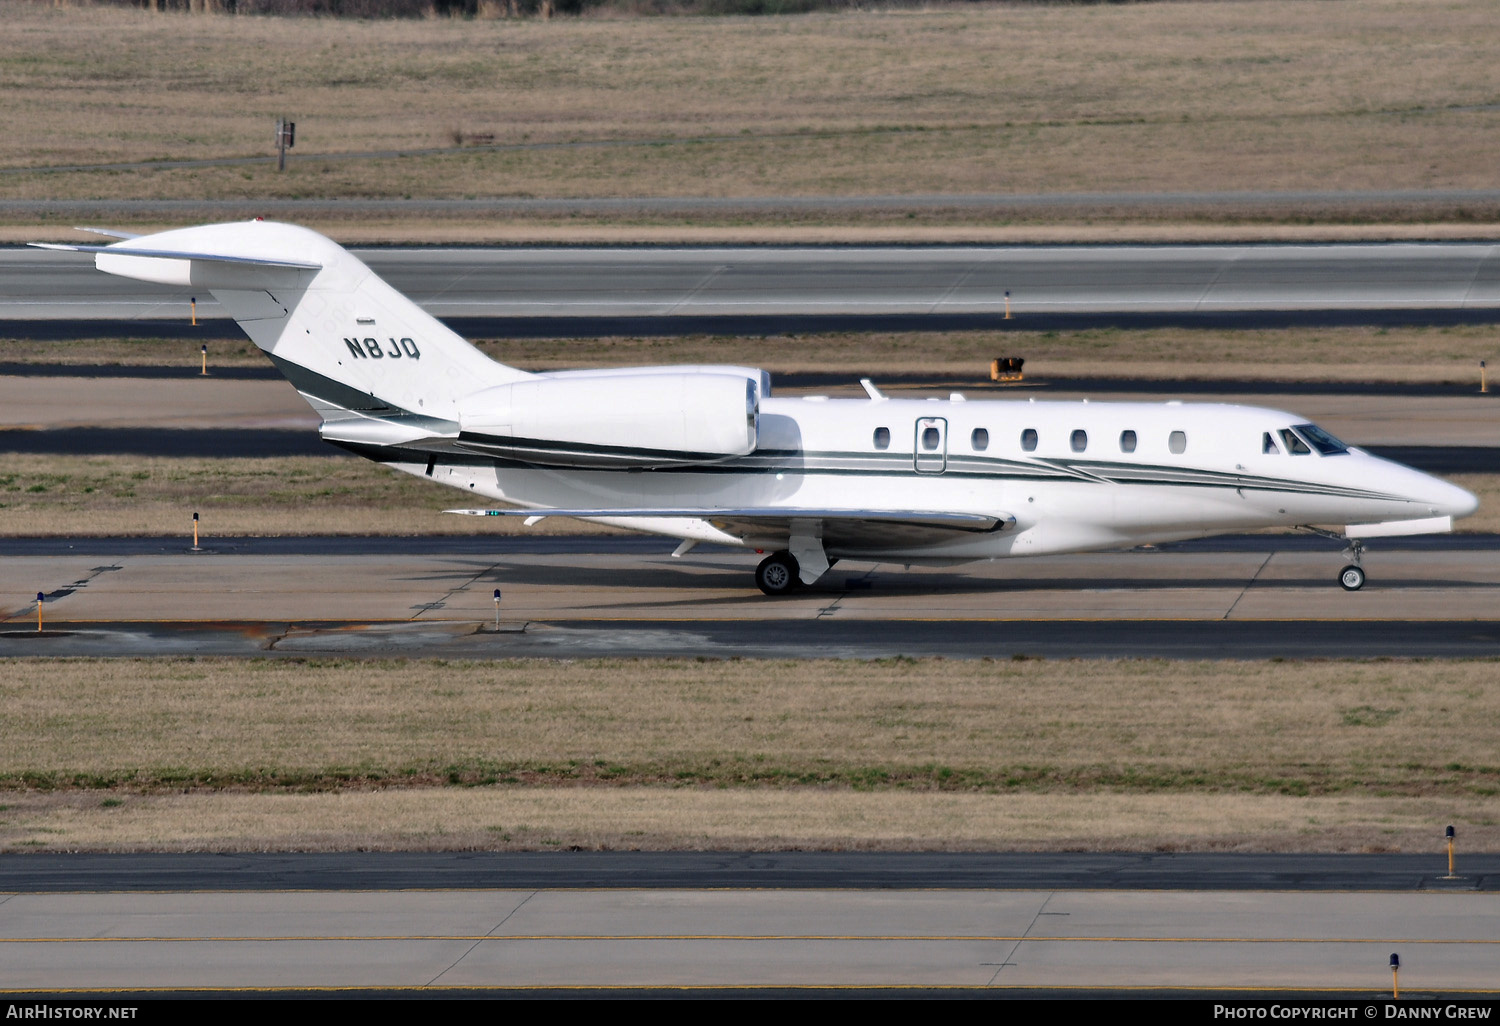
[1291, 423, 1349, 456]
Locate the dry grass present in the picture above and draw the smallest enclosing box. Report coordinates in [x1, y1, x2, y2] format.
[0, 454, 623, 535]
[7, 788, 1494, 853]
[4, 2, 1500, 231]
[1, 655, 1497, 851]
[9, 324, 1500, 382]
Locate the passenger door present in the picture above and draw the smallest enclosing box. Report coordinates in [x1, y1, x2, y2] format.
[914, 417, 948, 474]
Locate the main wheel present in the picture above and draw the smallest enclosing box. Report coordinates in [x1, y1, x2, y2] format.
[1338, 564, 1366, 591]
[755, 551, 801, 595]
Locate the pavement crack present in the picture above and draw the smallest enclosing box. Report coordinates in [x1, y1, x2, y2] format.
[426, 890, 537, 986]
[410, 559, 505, 621]
[3, 563, 124, 622]
[1223, 552, 1273, 620]
[986, 890, 1054, 986]
[666, 263, 729, 314]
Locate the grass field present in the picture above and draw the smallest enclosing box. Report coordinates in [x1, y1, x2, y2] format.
[1, 655, 1496, 852]
[6, 1, 1500, 238]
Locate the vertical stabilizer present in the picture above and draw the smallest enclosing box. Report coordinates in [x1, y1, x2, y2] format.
[57, 221, 530, 423]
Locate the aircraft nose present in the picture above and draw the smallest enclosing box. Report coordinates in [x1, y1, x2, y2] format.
[1428, 476, 1479, 520]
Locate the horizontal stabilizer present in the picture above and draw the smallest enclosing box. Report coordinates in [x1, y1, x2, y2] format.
[74, 227, 141, 241]
[29, 242, 321, 271]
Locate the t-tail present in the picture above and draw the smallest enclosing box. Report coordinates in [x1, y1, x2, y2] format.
[33, 221, 530, 440]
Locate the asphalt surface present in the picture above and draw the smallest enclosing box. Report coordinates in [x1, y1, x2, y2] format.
[6, 616, 1495, 660]
[3, 851, 1494, 892]
[7, 243, 1500, 334]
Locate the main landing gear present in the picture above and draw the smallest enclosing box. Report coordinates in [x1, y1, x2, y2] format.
[1338, 539, 1366, 592]
[755, 550, 801, 595]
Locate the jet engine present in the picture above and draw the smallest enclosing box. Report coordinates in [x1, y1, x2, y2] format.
[457, 370, 761, 468]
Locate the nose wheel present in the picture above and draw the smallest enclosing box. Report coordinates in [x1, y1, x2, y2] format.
[1337, 538, 1366, 591]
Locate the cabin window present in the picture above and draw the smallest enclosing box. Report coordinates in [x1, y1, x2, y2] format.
[1279, 428, 1312, 455]
[921, 426, 941, 450]
[1119, 430, 1137, 453]
[873, 427, 891, 450]
[1070, 429, 1088, 453]
[1020, 428, 1038, 452]
[1263, 432, 1281, 455]
[1169, 430, 1187, 454]
[971, 427, 989, 451]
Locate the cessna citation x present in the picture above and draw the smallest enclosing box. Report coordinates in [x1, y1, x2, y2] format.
[35, 221, 1478, 595]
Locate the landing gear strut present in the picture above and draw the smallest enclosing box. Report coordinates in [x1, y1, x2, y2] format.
[755, 550, 801, 596]
[1338, 539, 1366, 592]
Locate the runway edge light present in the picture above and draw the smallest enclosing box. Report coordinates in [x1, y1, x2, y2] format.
[1389, 952, 1400, 1000]
[1443, 824, 1460, 879]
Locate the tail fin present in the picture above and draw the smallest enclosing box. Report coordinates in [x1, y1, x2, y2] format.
[35, 221, 529, 424]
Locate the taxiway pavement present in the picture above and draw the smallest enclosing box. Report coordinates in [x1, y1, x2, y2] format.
[3, 544, 1500, 658]
[3, 885, 1497, 995]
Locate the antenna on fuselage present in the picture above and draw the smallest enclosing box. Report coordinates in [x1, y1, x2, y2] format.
[859, 378, 886, 401]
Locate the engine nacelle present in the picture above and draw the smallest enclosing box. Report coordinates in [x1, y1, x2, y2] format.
[457, 370, 761, 468]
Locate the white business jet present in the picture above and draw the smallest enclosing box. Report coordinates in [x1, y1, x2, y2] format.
[35, 221, 1478, 594]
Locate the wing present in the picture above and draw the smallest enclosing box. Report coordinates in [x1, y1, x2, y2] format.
[447, 506, 1015, 548]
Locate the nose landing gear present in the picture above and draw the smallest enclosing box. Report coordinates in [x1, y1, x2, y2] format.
[1338, 539, 1366, 591]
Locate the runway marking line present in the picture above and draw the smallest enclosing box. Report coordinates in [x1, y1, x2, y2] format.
[5, 985, 1500, 994]
[6, 935, 1499, 944]
[15, 616, 1500, 625]
[5, 886, 1495, 895]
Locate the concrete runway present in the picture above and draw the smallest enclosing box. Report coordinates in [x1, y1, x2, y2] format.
[6, 243, 1500, 326]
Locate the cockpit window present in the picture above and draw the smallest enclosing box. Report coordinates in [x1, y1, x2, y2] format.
[1293, 423, 1349, 455]
[1262, 432, 1280, 455]
[1279, 428, 1312, 455]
